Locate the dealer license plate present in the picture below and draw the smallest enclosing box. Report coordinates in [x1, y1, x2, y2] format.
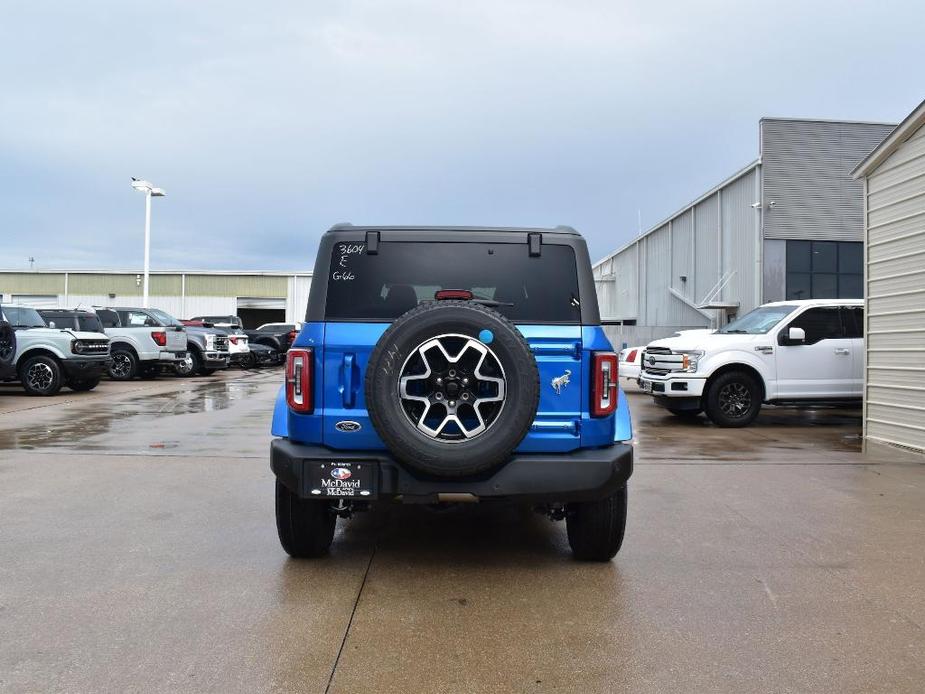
[308, 461, 376, 499]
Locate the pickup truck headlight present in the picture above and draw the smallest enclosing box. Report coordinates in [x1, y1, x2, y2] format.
[677, 350, 704, 373]
[71, 340, 84, 354]
[205, 334, 215, 349]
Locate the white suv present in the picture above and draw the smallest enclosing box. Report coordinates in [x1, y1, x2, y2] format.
[639, 299, 863, 427]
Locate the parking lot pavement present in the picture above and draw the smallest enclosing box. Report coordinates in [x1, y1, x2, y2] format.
[2, 376, 923, 693]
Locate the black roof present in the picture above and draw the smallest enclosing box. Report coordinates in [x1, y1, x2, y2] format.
[327, 223, 581, 236]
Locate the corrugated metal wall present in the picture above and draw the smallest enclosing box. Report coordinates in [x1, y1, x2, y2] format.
[863, 122, 925, 453]
[593, 164, 760, 348]
[762, 119, 895, 241]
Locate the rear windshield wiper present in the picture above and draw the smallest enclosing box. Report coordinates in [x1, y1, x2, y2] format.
[722, 329, 748, 334]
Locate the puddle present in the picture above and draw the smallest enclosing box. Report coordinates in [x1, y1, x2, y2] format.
[0, 380, 262, 451]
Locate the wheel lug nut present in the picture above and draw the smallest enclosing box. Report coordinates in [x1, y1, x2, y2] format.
[436, 377, 443, 384]
[449, 401, 456, 407]
[435, 393, 443, 400]
[462, 393, 469, 400]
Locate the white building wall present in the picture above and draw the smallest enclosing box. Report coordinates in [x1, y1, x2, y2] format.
[862, 119, 925, 453]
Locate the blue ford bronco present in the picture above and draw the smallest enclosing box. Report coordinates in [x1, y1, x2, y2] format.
[271, 225, 633, 561]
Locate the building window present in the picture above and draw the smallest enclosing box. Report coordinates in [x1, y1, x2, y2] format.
[786, 241, 863, 300]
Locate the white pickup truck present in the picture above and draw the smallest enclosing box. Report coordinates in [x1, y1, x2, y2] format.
[638, 299, 864, 427]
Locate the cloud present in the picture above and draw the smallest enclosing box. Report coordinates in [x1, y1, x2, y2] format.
[0, 0, 922, 270]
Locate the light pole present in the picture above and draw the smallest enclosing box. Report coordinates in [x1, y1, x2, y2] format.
[131, 178, 166, 308]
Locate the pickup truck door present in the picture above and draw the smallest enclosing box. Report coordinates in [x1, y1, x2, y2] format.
[774, 306, 856, 399]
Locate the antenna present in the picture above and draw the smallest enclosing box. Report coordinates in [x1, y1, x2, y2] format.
[28, 256, 35, 271]
[637, 210, 642, 235]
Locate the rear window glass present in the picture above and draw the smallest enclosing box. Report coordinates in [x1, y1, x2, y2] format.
[324, 241, 581, 323]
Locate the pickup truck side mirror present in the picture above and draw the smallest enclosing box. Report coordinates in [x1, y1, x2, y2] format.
[785, 327, 806, 345]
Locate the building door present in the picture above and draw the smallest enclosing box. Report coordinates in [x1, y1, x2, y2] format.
[236, 297, 286, 329]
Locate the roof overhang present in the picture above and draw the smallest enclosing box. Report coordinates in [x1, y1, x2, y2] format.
[852, 98, 925, 179]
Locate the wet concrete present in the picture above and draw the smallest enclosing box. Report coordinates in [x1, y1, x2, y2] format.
[1, 373, 923, 692]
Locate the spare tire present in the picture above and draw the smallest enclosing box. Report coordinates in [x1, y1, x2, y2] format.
[365, 301, 539, 477]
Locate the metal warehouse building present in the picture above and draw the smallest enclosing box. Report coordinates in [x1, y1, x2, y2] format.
[0, 270, 312, 328]
[593, 117, 895, 349]
[853, 99, 925, 455]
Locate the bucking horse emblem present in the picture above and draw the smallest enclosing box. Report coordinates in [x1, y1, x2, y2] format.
[551, 369, 572, 395]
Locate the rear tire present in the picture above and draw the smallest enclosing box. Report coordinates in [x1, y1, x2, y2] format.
[704, 370, 761, 427]
[67, 377, 101, 392]
[20, 355, 63, 396]
[275, 481, 336, 558]
[566, 486, 628, 561]
[108, 348, 138, 381]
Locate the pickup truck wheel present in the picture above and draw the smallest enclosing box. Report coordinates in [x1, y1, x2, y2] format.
[67, 377, 101, 392]
[365, 301, 539, 477]
[21, 355, 64, 396]
[567, 486, 628, 561]
[174, 353, 196, 377]
[275, 480, 336, 558]
[108, 349, 137, 380]
[704, 371, 761, 427]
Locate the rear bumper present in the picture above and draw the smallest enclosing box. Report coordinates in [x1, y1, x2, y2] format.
[271, 438, 633, 503]
[157, 351, 187, 363]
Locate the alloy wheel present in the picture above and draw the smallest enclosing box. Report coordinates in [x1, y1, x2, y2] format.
[26, 362, 54, 392]
[718, 381, 752, 418]
[398, 333, 506, 442]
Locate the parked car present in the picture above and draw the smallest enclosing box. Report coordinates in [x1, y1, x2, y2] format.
[190, 315, 243, 331]
[247, 341, 281, 367]
[1, 305, 110, 395]
[0, 301, 17, 381]
[95, 307, 187, 381]
[638, 299, 864, 427]
[618, 346, 643, 381]
[186, 317, 252, 367]
[173, 322, 230, 377]
[246, 322, 299, 353]
[271, 225, 633, 561]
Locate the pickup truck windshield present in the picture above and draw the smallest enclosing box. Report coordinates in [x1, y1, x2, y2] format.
[2, 307, 47, 328]
[717, 304, 798, 334]
[324, 241, 581, 323]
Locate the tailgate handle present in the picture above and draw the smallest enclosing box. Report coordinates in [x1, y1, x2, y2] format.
[531, 342, 582, 359]
[342, 353, 356, 408]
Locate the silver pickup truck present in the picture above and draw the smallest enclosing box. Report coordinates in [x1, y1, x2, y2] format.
[96, 307, 187, 380]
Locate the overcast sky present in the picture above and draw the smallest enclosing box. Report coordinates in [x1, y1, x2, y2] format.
[1, 1, 922, 271]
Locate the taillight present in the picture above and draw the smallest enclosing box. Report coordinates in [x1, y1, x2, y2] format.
[286, 348, 313, 413]
[626, 349, 637, 363]
[151, 331, 167, 347]
[435, 289, 473, 300]
[591, 351, 618, 417]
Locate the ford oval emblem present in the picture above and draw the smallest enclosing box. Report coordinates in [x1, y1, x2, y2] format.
[330, 467, 352, 480]
[335, 420, 362, 433]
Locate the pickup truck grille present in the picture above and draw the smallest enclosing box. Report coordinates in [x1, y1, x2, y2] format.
[642, 347, 684, 376]
[214, 335, 228, 352]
